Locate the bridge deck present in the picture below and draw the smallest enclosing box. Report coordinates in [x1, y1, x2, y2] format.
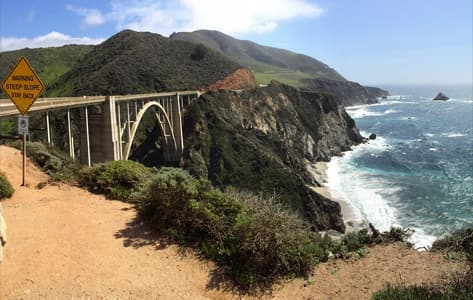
[0, 91, 200, 117]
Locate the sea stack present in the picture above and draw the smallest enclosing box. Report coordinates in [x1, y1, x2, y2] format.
[433, 92, 449, 101]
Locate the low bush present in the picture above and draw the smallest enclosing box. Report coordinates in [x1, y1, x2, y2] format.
[371, 269, 473, 300]
[133, 168, 330, 289]
[0, 173, 14, 200]
[333, 225, 413, 259]
[432, 228, 473, 262]
[9, 141, 80, 183]
[372, 229, 473, 299]
[79, 160, 154, 201]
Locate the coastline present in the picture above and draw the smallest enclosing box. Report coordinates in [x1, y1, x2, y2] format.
[306, 160, 366, 233]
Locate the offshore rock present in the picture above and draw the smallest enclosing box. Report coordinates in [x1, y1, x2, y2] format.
[433, 92, 449, 101]
[369, 133, 377, 140]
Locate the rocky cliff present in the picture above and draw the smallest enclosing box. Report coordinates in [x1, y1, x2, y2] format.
[207, 68, 258, 90]
[302, 78, 389, 106]
[181, 81, 363, 232]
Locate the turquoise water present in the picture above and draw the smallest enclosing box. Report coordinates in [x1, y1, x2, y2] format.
[326, 85, 473, 247]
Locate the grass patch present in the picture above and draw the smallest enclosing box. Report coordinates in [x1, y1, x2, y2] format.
[0, 173, 14, 200]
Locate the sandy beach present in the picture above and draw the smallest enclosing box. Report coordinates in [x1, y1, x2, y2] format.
[306, 160, 366, 233]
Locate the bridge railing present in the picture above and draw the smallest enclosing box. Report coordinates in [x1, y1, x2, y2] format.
[0, 91, 201, 117]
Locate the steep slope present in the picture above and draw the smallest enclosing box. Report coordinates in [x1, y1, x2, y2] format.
[182, 81, 363, 231]
[47, 30, 245, 96]
[170, 30, 346, 85]
[170, 30, 389, 105]
[0, 45, 92, 96]
[302, 78, 389, 106]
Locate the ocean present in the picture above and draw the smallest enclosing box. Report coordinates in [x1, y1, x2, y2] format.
[326, 85, 473, 248]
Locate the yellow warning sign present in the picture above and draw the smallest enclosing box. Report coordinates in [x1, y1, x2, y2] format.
[1, 56, 45, 115]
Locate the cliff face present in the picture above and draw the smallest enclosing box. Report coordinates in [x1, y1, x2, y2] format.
[302, 78, 389, 106]
[182, 82, 363, 232]
[207, 68, 258, 90]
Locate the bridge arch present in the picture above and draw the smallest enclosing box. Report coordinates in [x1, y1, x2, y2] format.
[122, 101, 178, 161]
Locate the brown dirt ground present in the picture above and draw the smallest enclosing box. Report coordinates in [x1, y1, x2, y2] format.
[0, 145, 467, 299]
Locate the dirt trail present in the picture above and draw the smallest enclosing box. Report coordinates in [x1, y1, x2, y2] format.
[0, 146, 466, 299]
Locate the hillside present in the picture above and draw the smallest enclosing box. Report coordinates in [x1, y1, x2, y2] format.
[47, 30, 246, 96]
[181, 81, 365, 231]
[170, 30, 346, 86]
[302, 78, 389, 106]
[0, 45, 92, 97]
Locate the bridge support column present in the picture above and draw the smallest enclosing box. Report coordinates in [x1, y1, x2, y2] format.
[67, 109, 75, 160]
[101, 96, 120, 161]
[170, 92, 184, 160]
[79, 107, 91, 166]
[45, 112, 51, 146]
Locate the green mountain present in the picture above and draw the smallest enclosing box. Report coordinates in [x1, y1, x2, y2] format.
[0, 45, 93, 96]
[170, 30, 346, 86]
[47, 30, 242, 96]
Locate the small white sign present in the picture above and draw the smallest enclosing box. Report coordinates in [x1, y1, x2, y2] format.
[18, 115, 29, 135]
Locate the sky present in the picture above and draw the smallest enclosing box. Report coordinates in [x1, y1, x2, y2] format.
[0, 0, 471, 86]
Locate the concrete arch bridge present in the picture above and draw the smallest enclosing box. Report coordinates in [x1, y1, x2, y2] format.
[0, 91, 201, 166]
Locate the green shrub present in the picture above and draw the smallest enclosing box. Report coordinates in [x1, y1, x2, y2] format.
[332, 225, 413, 259]
[432, 228, 473, 262]
[226, 189, 329, 288]
[372, 269, 473, 300]
[0, 173, 14, 200]
[133, 168, 330, 289]
[371, 284, 443, 300]
[79, 160, 154, 201]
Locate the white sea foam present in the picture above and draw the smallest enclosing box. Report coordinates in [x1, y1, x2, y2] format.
[410, 228, 438, 250]
[441, 132, 467, 138]
[325, 136, 442, 249]
[450, 99, 473, 104]
[326, 155, 398, 233]
[348, 107, 398, 119]
[400, 116, 417, 121]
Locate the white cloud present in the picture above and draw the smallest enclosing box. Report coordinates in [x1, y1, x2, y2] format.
[66, 5, 106, 27]
[0, 32, 104, 52]
[74, 0, 324, 36]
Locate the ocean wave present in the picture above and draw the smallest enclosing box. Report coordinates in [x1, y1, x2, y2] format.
[326, 158, 398, 232]
[349, 108, 399, 119]
[325, 137, 446, 249]
[450, 99, 473, 104]
[441, 132, 467, 138]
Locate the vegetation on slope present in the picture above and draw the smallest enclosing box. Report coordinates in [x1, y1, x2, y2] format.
[372, 229, 473, 299]
[0, 172, 14, 200]
[8, 141, 81, 183]
[0, 45, 92, 97]
[170, 30, 345, 86]
[47, 30, 241, 96]
[79, 160, 155, 201]
[181, 82, 363, 231]
[133, 167, 331, 289]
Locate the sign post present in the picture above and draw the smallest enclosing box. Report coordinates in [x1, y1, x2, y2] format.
[1, 57, 45, 186]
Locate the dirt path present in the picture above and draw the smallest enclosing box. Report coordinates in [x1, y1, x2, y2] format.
[0, 146, 466, 299]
